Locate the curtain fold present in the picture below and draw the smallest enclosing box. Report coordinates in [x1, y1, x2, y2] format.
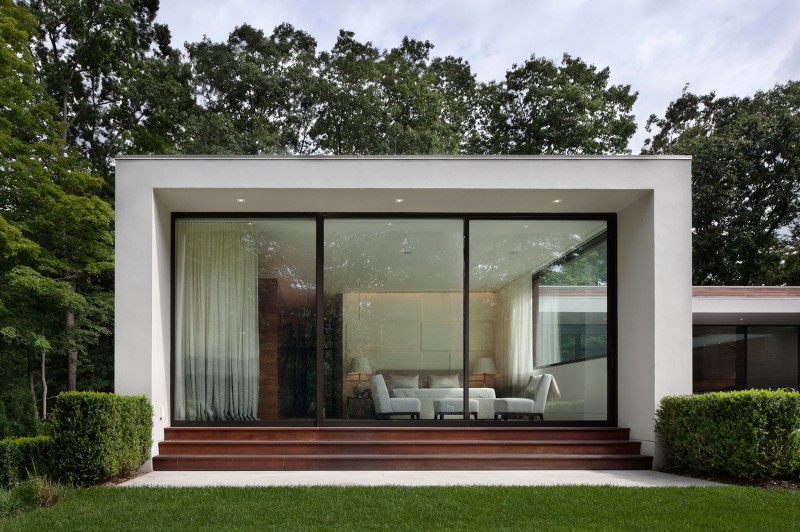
[174, 222, 259, 420]
[535, 286, 561, 366]
[496, 274, 533, 396]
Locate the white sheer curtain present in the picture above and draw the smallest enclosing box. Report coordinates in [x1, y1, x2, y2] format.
[496, 274, 533, 396]
[174, 222, 259, 421]
[535, 287, 561, 366]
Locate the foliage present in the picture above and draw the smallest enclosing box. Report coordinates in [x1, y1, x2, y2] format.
[0, 476, 66, 520]
[643, 82, 800, 285]
[186, 27, 480, 156]
[0, 0, 115, 430]
[655, 390, 800, 479]
[49, 392, 152, 486]
[0, 436, 52, 488]
[29, 0, 188, 195]
[3, 485, 800, 530]
[466, 54, 637, 154]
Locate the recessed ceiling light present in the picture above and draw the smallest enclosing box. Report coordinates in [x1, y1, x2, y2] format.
[387, 223, 393, 226]
[394, 198, 405, 204]
[523, 225, 529, 229]
[236, 198, 246, 203]
[552, 199, 563, 204]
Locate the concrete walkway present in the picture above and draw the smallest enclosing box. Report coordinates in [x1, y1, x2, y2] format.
[120, 470, 721, 488]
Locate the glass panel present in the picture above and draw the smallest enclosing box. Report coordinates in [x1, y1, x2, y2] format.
[174, 219, 316, 421]
[746, 327, 799, 390]
[323, 219, 464, 420]
[692, 326, 743, 393]
[470, 220, 608, 422]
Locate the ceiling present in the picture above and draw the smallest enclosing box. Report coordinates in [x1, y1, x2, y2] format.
[182, 218, 607, 308]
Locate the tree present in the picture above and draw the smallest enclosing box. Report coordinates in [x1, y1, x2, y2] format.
[0, 0, 114, 428]
[466, 54, 637, 154]
[312, 30, 387, 155]
[29, 0, 186, 197]
[643, 82, 800, 285]
[184, 23, 318, 154]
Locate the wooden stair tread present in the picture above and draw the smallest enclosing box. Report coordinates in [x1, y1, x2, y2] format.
[155, 426, 651, 471]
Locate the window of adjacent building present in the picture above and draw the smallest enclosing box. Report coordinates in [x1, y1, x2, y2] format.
[692, 325, 798, 393]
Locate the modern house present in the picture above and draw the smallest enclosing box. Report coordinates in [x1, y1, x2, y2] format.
[115, 155, 693, 470]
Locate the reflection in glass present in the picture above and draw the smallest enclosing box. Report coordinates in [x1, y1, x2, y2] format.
[174, 219, 316, 421]
[470, 220, 609, 422]
[692, 326, 798, 392]
[692, 326, 743, 393]
[746, 327, 799, 389]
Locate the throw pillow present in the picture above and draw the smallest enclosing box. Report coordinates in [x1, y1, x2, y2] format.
[524, 374, 544, 397]
[389, 374, 419, 389]
[430, 374, 460, 388]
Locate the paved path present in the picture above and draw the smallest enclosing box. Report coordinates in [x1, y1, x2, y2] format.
[121, 470, 721, 488]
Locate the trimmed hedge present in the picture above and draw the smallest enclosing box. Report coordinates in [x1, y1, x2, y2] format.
[0, 436, 52, 488]
[49, 392, 152, 486]
[655, 390, 800, 479]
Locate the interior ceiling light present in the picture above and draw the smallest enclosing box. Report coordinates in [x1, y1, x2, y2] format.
[236, 198, 246, 203]
[552, 199, 563, 204]
[394, 198, 405, 203]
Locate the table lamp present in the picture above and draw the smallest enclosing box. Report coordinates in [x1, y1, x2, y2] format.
[472, 357, 497, 387]
[348, 357, 372, 397]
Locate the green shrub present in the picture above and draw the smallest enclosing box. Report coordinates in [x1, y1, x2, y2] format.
[0, 436, 52, 488]
[49, 392, 152, 486]
[655, 390, 800, 479]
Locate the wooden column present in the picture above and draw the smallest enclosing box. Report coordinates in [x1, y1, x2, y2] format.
[258, 279, 279, 420]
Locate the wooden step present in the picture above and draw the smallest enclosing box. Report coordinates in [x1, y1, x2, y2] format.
[158, 439, 642, 456]
[163, 427, 631, 442]
[152, 453, 654, 471]
[154, 426, 652, 471]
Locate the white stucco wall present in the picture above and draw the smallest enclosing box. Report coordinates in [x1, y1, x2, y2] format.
[114, 156, 692, 466]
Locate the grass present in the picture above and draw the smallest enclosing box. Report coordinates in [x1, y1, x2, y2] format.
[0, 478, 69, 520]
[1, 485, 799, 531]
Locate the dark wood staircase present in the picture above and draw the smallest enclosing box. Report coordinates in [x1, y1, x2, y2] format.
[153, 427, 653, 471]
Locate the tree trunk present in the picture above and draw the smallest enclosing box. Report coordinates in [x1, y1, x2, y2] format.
[28, 355, 39, 420]
[67, 308, 78, 391]
[41, 347, 48, 421]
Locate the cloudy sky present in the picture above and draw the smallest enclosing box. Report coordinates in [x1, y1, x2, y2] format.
[157, 0, 800, 151]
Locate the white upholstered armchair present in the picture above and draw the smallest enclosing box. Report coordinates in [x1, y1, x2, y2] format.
[369, 374, 421, 420]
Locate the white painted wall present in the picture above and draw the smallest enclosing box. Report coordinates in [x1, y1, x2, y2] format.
[115, 156, 692, 467]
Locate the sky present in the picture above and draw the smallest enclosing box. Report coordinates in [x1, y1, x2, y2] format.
[157, 0, 800, 152]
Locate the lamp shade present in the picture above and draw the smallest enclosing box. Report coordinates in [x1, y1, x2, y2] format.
[472, 357, 497, 374]
[348, 357, 372, 374]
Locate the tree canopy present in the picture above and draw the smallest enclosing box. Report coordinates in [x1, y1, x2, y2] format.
[644, 82, 800, 285]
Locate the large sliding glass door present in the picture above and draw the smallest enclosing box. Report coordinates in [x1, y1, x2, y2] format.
[172, 215, 614, 425]
[469, 220, 609, 422]
[323, 219, 465, 420]
[174, 218, 317, 422]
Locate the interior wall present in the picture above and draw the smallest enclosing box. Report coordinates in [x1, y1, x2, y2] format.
[533, 357, 607, 420]
[342, 292, 497, 379]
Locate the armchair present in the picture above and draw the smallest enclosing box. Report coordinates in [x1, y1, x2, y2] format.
[369, 374, 420, 420]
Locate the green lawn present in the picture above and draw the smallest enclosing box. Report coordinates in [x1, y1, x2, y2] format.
[2, 485, 799, 531]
